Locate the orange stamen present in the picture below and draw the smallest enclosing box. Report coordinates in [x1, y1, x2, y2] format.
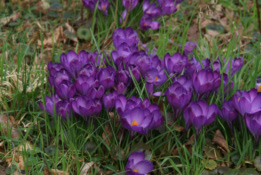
[102, 5, 106, 10]
[258, 85, 261, 92]
[133, 169, 139, 173]
[131, 120, 139, 126]
[144, 23, 147, 26]
[155, 76, 158, 82]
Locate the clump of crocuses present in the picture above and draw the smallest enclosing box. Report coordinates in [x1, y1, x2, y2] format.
[125, 151, 153, 175]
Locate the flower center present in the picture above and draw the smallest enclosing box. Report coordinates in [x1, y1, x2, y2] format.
[147, 11, 151, 15]
[133, 169, 139, 173]
[102, 5, 106, 10]
[144, 23, 147, 26]
[131, 120, 139, 126]
[258, 85, 261, 92]
[155, 76, 158, 82]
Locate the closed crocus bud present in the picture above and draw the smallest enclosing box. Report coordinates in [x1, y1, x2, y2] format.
[98, 0, 110, 15]
[78, 63, 97, 78]
[40, 95, 61, 116]
[48, 62, 64, 77]
[182, 42, 197, 56]
[71, 96, 102, 120]
[233, 89, 261, 116]
[102, 91, 118, 110]
[87, 84, 105, 99]
[122, 0, 139, 11]
[185, 58, 211, 76]
[159, 0, 178, 15]
[140, 16, 160, 30]
[75, 75, 99, 95]
[220, 100, 238, 127]
[245, 111, 261, 144]
[116, 82, 127, 95]
[166, 81, 192, 120]
[192, 69, 221, 97]
[224, 57, 244, 76]
[55, 80, 76, 100]
[115, 95, 127, 116]
[164, 52, 188, 75]
[183, 100, 219, 135]
[60, 50, 87, 78]
[116, 70, 131, 86]
[142, 0, 162, 18]
[125, 151, 154, 175]
[112, 27, 139, 49]
[212, 59, 221, 73]
[135, 54, 151, 75]
[98, 66, 116, 90]
[56, 100, 72, 120]
[128, 65, 141, 81]
[111, 43, 134, 67]
[82, 0, 98, 10]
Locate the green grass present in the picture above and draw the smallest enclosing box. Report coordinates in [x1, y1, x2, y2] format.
[0, 0, 260, 174]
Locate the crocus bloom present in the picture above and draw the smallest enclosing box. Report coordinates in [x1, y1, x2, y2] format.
[185, 58, 211, 76]
[60, 50, 89, 78]
[54, 80, 76, 100]
[40, 95, 61, 116]
[112, 28, 139, 49]
[75, 75, 99, 95]
[183, 100, 219, 135]
[158, 0, 178, 15]
[122, 0, 139, 11]
[82, 0, 98, 11]
[182, 42, 197, 56]
[97, 66, 116, 90]
[55, 100, 72, 120]
[224, 57, 244, 76]
[71, 96, 102, 120]
[164, 52, 188, 75]
[233, 89, 261, 115]
[220, 100, 238, 128]
[192, 69, 221, 97]
[102, 91, 118, 110]
[98, 0, 110, 15]
[140, 16, 160, 30]
[142, 0, 162, 18]
[245, 111, 261, 144]
[166, 76, 193, 120]
[125, 151, 154, 175]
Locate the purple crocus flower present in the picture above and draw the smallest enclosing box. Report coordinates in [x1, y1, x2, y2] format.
[56, 100, 72, 120]
[82, 0, 98, 11]
[182, 42, 197, 56]
[164, 52, 188, 75]
[166, 76, 193, 120]
[245, 111, 261, 144]
[60, 50, 89, 79]
[116, 69, 131, 86]
[142, 0, 162, 18]
[192, 69, 221, 97]
[233, 89, 261, 115]
[116, 82, 128, 94]
[158, 0, 178, 15]
[122, 0, 139, 11]
[78, 63, 97, 78]
[220, 100, 238, 129]
[256, 76, 261, 92]
[98, 0, 110, 15]
[183, 100, 219, 135]
[71, 96, 102, 120]
[111, 43, 134, 68]
[185, 58, 211, 76]
[54, 80, 76, 100]
[97, 66, 116, 90]
[112, 28, 139, 49]
[102, 91, 118, 110]
[40, 95, 61, 116]
[140, 16, 160, 30]
[224, 57, 244, 76]
[75, 75, 99, 95]
[125, 151, 154, 175]
[48, 62, 71, 87]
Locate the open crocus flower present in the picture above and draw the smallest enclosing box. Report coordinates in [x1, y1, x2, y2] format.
[233, 89, 261, 115]
[111, 43, 134, 68]
[220, 100, 238, 130]
[185, 58, 211, 76]
[142, 0, 162, 18]
[78, 63, 97, 78]
[54, 80, 76, 100]
[192, 69, 221, 97]
[48, 62, 71, 87]
[82, 0, 98, 11]
[112, 27, 139, 49]
[183, 100, 219, 135]
[164, 52, 188, 76]
[166, 76, 193, 120]
[71, 96, 102, 120]
[158, 0, 178, 15]
[140, 16, 160, 30]
[75, 75, 99, 95]
[60, 50, 89, 79]
[245, 111, 261, 144]
[125, 151, 154, 175]
[98, 0, 110, 15]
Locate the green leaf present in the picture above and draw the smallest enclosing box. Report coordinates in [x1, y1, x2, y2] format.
[202, 159, 217, 170]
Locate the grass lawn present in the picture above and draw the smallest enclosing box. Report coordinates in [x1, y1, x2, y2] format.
[0, 0, 261, 174]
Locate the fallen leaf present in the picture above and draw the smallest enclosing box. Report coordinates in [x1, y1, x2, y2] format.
[80, 162, 94, 175]
[64, 23, 78, 42]
[50, 169, 69, 175]
[212, 130, 228, 152]
[38, 26, 64, 47]
[0, 114, 19, 139]
[0, 11, 20, 26]
[202, 159, 217, 170]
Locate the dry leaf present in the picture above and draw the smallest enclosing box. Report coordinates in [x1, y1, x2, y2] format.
[38, 26, 64, 47]
[65, 23, 78, 42]
[0, 114, 19, 139]
[50, 169, 69, 175]
[80, 162, 94, 175]
[212, 130, 228, 152]
[0, 11, 20, 26]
